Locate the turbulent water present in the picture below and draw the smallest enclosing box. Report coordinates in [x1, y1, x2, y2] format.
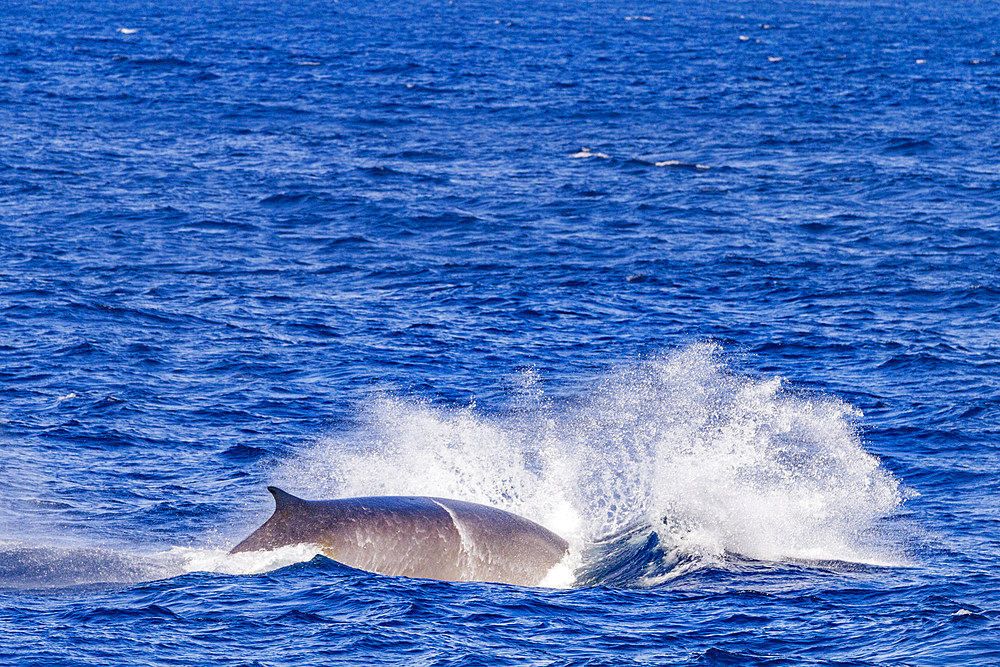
[2, 0, 999, 664]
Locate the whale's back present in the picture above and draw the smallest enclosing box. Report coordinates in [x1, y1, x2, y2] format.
[230, 488, 568, 586]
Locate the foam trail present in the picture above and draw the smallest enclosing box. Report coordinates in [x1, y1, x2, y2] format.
[281, 343, 904, 586]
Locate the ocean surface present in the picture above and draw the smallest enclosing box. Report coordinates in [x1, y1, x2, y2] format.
[2, 0, 999, 663]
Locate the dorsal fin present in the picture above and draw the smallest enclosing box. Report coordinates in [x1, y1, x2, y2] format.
[267, 486, 307, 511]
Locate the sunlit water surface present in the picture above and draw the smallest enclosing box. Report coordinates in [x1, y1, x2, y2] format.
[1, 0, 998, 664]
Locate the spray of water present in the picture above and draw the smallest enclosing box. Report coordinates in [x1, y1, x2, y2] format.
[1, 345, 903, 589]
[279, 344, 904, 585]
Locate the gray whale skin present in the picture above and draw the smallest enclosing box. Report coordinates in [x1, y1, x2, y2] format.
[231, 487, 569, 587]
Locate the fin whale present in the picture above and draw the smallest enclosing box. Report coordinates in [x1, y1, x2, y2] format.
[231, 487, 570, 587]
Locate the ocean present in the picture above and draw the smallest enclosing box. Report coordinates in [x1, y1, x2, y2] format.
[1, 0, 998, 664]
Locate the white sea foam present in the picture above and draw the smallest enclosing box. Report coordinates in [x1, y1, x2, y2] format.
[165, 544, 324, 576]
[570, 147, 611, 159]
[653, 160, 711, 170]
[279, 344, 905, 584]
[538, 550, 581, 589]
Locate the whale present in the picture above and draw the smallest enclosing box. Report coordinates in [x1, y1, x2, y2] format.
[231, 487, 570, 587]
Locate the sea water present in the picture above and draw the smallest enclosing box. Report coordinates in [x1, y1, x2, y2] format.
[1, 0, 998, 664]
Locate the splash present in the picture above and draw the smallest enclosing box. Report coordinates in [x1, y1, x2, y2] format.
[0, 541, 325, 589]
[0, 345, 904, 590]
[279, 343, 904, 585]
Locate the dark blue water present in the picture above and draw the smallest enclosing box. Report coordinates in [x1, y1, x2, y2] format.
[2, 0, 999, 663]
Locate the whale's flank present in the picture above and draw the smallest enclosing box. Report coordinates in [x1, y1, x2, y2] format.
[231, 487, 569, 587]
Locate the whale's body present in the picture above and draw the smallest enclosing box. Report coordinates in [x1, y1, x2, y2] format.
[231, 487, 569, 587]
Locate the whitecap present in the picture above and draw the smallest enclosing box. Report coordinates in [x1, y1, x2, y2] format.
[571, 147, 611, 159]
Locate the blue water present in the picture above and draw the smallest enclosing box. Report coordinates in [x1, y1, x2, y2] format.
[2, 0, 999, 663]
